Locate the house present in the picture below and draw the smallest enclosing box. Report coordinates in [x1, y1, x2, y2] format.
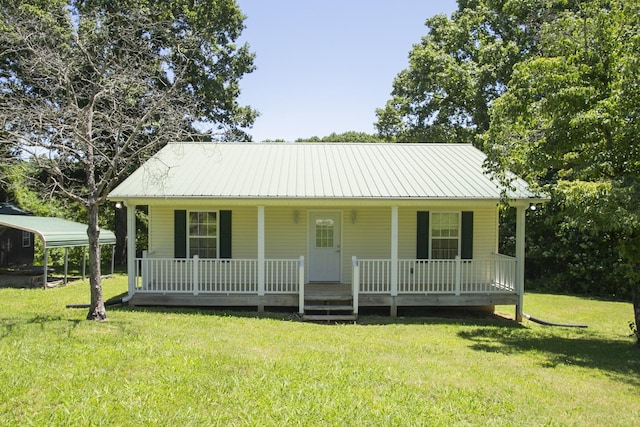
[0, 202, 35, 267]
[108, 142, 544, 320]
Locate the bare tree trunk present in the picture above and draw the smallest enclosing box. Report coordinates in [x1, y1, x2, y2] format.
[86, 202, 106, 320]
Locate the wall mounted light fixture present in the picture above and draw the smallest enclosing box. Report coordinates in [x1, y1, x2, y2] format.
[351, 210, 357, 224]
[293, 210, 300, 224]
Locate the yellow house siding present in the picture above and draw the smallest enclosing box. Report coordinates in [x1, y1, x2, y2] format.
[342, 207, 391, 282]
[148, 205, 258, 259]
[398, 207, 417, 259]
[148, 205, 173, 258]
[265, 207, 307, 258]
[472, 206, 498, 258]
[147, 204, 498, 281]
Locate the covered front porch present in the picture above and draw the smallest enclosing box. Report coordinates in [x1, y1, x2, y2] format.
[121, 203, 528, 316]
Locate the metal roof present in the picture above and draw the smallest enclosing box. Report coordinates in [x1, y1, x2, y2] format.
[109, 142, 539, 200]
[0, 215, 116, 248]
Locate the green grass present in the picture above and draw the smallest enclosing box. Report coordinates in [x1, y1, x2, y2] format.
[1, 277, 639, 426]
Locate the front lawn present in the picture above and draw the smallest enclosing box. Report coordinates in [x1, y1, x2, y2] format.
[1, 276, 638, 426]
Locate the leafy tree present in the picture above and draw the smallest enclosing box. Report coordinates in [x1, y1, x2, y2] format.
[0, 0, 256, 320]
[375, 0, 574, 144]
[484, 0, 640, 344]
[297, 131, 383, 143]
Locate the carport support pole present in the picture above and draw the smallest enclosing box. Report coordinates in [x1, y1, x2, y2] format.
[82, 248, 86, 280]
[64, 248, 69, 284]
[43, 248, 48, 287]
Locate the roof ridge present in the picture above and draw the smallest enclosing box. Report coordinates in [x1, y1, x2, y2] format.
[165, 141, 475, 146]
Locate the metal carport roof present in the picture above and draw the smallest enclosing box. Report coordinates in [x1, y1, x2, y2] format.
[0, 214, 116, 248]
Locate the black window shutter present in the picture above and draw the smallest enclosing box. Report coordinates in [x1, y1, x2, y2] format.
[461, 211, 473, 260]
[219, 210, 232, 259]
[416, 211, 429, 259]
[174, 210, 187, 258]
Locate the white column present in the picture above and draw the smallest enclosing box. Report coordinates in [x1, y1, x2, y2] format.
[126, 202, 136, 296]
[352, 256, 359, 315]
[257, 206, 265, 296]
[298, 256, 305, 314]
[515, 204, 526, 321]
[391, 206, 399, 297]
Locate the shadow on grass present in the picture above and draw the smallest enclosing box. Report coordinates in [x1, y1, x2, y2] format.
[107, 302, 524, 328]
[1, 314, 83, 340]
[458, 327, 640, 386]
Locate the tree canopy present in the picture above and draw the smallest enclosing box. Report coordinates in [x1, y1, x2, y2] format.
[0, 0, 257, 319]
[377, 0, 640, 341]
[482, 0, 640, 339]
[375, 0, 575, 144]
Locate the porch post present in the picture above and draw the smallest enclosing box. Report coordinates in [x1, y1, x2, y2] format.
[257, 205, 265, 296]
[391, 206, 399, 297]
[298, 256, 305, 314]
[125, 202, 136, 297]
[515, 204, 526, 322]
[352, 256, 359, 316]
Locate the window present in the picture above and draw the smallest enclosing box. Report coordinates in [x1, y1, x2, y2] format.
[22, 231, 31, 248]
[188, 211, 217, 258]
[315, 219, 335, 248]
[430, 212, 460, 259]
[417, 211, 472, 260]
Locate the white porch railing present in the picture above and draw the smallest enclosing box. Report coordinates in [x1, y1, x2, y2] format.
[135, 256, 303, 295]
[265, 259, 300, 293]
[356, 255, 516, 295]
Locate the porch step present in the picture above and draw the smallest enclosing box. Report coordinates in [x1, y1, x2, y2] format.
[303, 292, 356, 322]
[304, 304, 354, 311]
[302, 314, 357, 322]
[304, 294, 353, 302]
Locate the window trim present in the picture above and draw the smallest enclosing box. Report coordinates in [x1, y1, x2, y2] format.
[429, 211, 461, 260]
[22, 231, 31, 248]
[187, 210, 219, 259]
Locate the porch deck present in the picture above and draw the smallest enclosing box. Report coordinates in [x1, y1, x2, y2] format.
[127, 281, 518, 312]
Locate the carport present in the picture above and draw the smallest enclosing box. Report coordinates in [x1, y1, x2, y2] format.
[0, 214, 116, 285]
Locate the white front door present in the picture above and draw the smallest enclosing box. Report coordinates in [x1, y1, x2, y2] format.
[308, 212, 341, 282]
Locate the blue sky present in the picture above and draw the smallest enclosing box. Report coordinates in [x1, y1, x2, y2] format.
[235, 0, 458, 142]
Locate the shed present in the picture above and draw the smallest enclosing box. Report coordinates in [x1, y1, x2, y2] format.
[0, 202, 34, 267]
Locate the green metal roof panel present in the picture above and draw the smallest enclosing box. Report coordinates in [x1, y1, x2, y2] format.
[0, 215, 116, 248]
[109, 142, 541, 201]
